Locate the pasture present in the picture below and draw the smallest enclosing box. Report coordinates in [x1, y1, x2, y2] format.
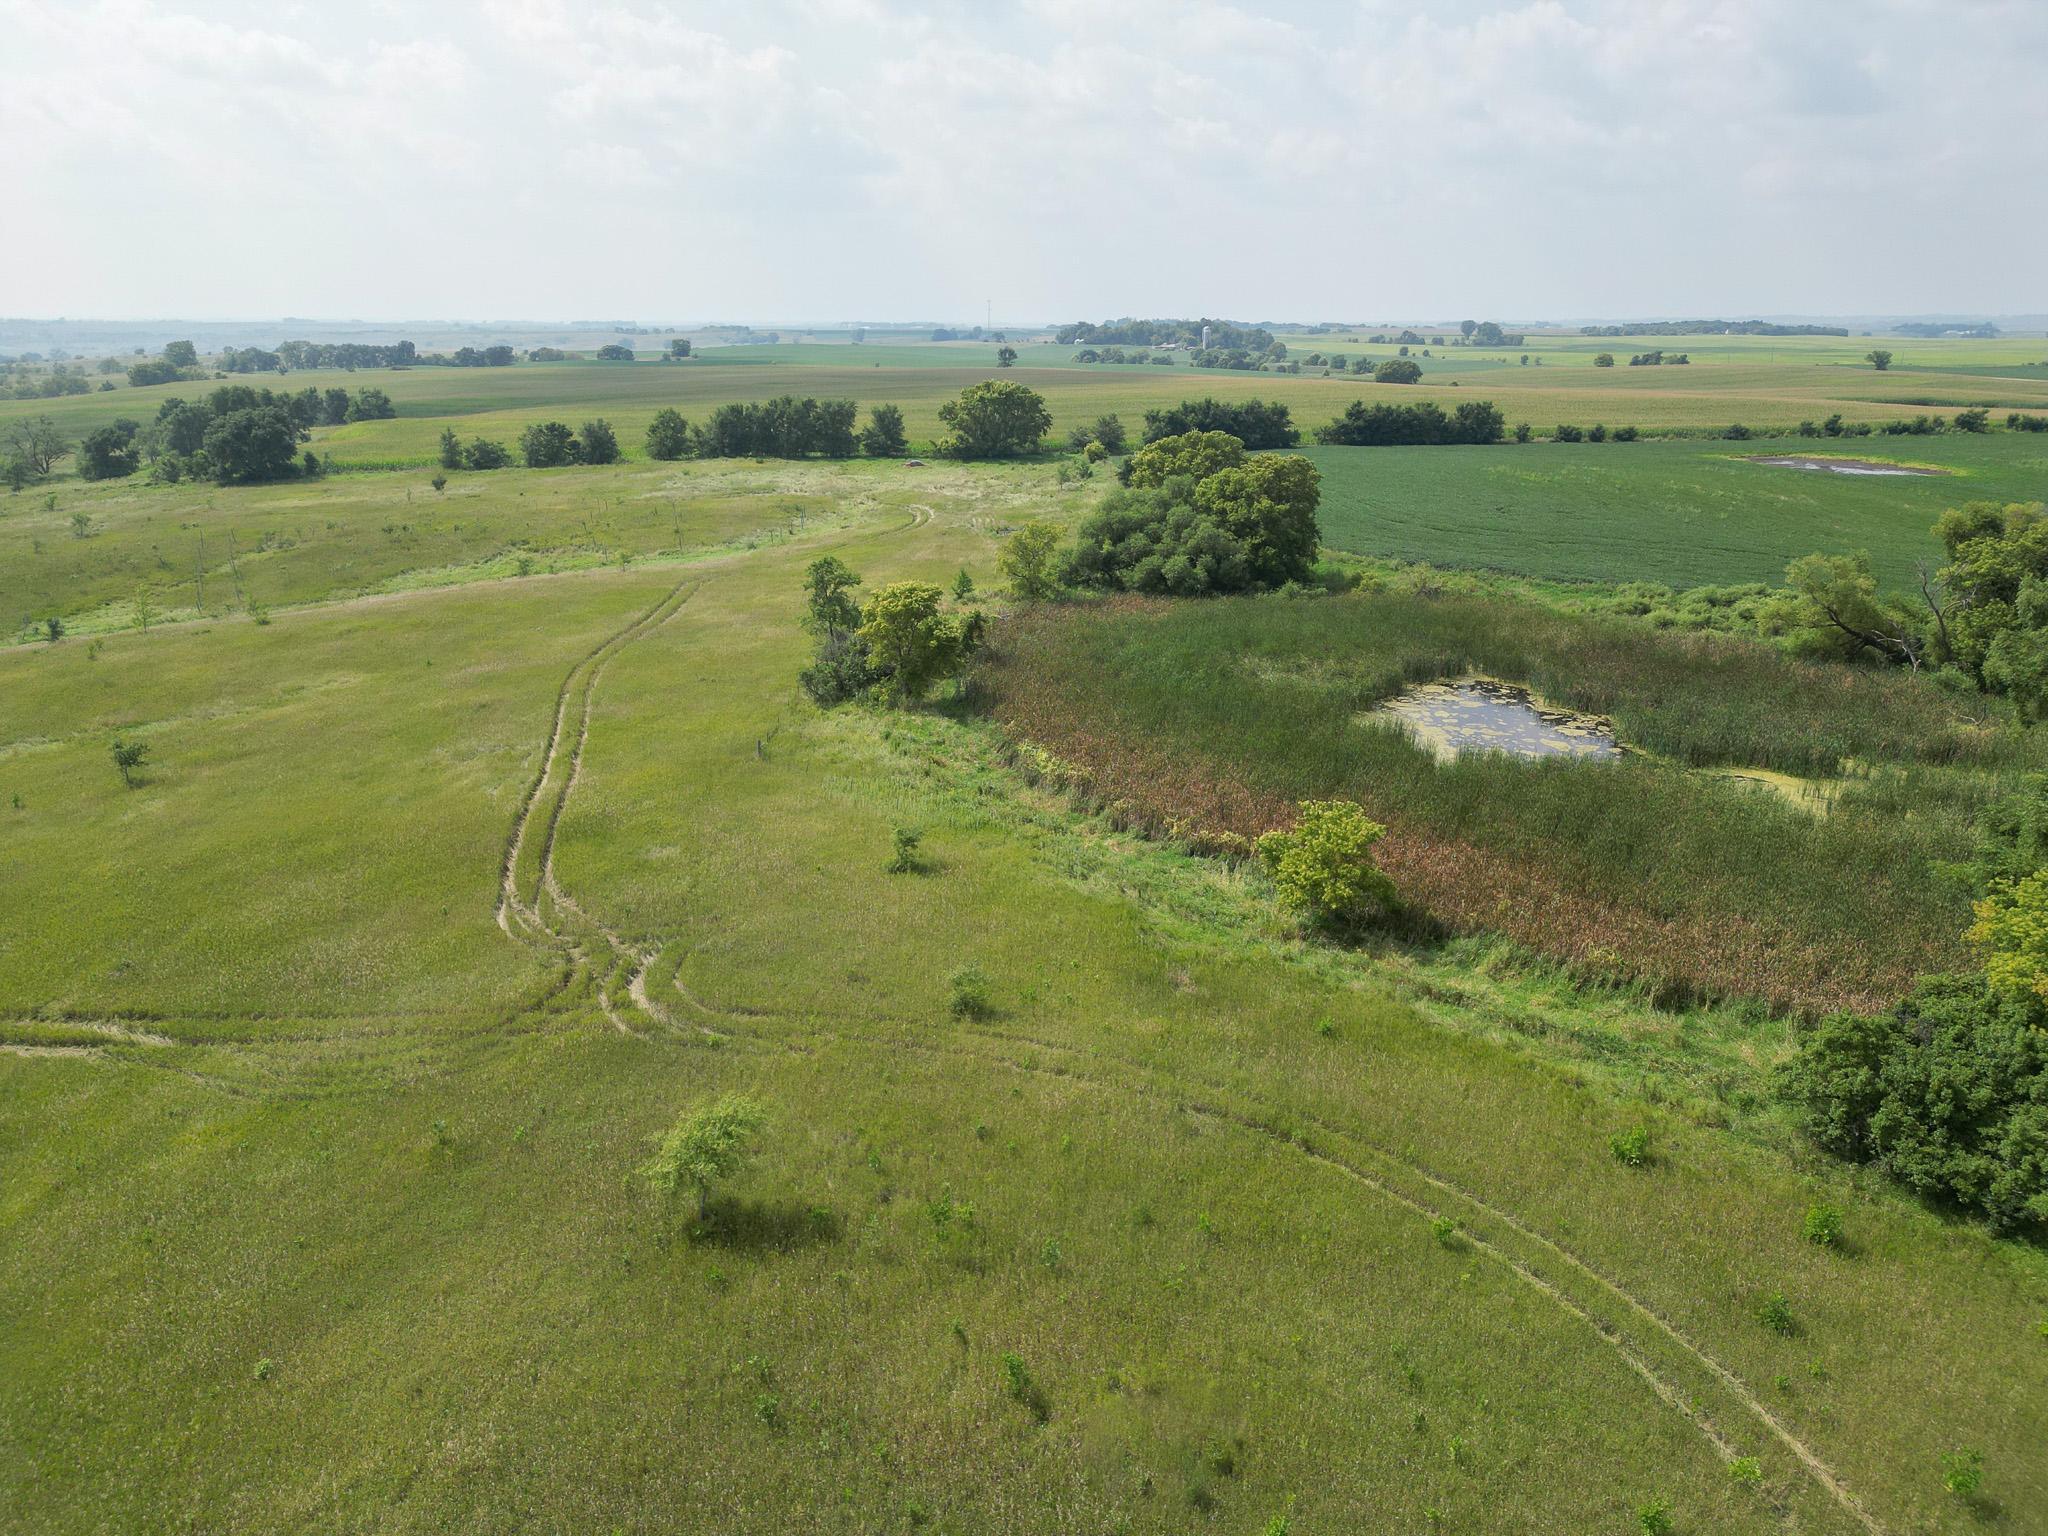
[5, 343, 2048, 1534]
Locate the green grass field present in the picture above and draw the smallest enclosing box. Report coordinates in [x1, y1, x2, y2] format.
[6, 342, 2048, 1533]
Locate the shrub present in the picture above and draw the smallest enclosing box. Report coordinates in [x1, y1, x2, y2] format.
[1637, 1498, 1672, 1535]
[463, 438, 511, 470]
[1941, 1447, 1984, 1497]
[1000, 523, 1064, 601]
[1723, 423, 1753, 440]
[109, 738, 149, 788]
[1257, 800, 1396, 928]
[1780, 975, 2048, 1233]
[798, 631, 879, 706]
[1613, 424, 1639, 441]
[887, 827, 923, 874]
[1728, 1456, 1762, 1484]
[1374, 358, 1423, 384]
[1801, 1203, 1843, 1248]
[1430, 1216, 1457, 1246]
[1513, 421, 1532, 443]
[999, 1351, 1050, 1421]
[1609, 1126, 1651, 1167]
[430, 473, 447, 492]
[948, 966, 994, 1020]
[1756, 1291, 1795, 1335]
[638, 1094, 767, 1218]
[1553, 423, 1583, 443]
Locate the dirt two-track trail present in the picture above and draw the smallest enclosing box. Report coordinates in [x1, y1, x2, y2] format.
[492, 503, 1884, 1536]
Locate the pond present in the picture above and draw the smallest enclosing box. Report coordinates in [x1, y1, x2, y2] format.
[1368, 677, 1843, 812]
[1371, 678, 1621, 762]
[1745, 455, 1947, 477]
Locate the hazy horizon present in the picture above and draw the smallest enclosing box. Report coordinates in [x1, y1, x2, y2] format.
[4, 0, 2045, 323]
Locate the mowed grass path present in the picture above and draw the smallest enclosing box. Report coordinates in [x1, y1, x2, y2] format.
[1307, 431, 2048, 587]
[2, 461, 2045, 1532]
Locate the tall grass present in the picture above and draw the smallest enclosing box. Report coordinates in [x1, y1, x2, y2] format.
[980, 591, 2043, 1012]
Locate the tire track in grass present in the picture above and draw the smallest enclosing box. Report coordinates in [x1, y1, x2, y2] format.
[505, 501, 938, 1035]
[659, 983, 1879, 1535]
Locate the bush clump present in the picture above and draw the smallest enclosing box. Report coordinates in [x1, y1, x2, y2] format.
[947, 966, 995, 1020]
[1609, 1126, 1651, 1167]
[1256, 799, 1396, 929]
[1780, 973, 2048, 1234]
[1062, 430, 1322, 597]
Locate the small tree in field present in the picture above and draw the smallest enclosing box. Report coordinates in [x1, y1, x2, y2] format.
[1000, 523, 1063, 601]
[857, 582, 980, 701]
[639, 1095, 767, 1219]
[110, 738, 150, 788]
[996, 345, 1018, 368]
[1257, 800, 1396, 928]
[1866, 349, 1893, 371]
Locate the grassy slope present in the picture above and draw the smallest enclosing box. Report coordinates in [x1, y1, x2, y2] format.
[3, 460, 2045, 1532]
[1306, 432, 2048, 588]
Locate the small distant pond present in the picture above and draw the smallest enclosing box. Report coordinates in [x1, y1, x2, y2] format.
[1745, 455, 1947, 477]
[1373, 679, 1621, 762]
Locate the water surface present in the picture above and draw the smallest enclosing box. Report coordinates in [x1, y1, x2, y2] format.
[1373, 679, 1620, 762]
[1745, 455, 1946, 477]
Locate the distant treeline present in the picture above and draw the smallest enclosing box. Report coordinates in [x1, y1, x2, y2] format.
[1578, 321, 1849, 337]
[218, 341, 522, 373]
[1055, 317, 1276, 352]
[1894, 322, 1999, 338]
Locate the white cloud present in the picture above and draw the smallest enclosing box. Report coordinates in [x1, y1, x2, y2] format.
[0, 0, 2040, 319]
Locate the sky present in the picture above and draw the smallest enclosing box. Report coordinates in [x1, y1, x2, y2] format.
[2, 0, 2044, 325]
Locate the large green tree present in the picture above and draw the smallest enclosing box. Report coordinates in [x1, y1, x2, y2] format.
[203, 406, 302, 484]
[936, 380, 1050, 459]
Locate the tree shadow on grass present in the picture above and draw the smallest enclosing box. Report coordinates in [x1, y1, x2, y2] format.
[689, 1196, 843, 1254]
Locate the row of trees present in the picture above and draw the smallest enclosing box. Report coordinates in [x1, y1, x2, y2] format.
[1314, 399, 1506, 446]
[4, 381, 399, 487]
[1140, 397, 1298, 450]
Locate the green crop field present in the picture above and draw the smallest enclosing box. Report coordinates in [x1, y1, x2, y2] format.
[1305, 431, 2048, 588]
[6, 339, 2048, 1535]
